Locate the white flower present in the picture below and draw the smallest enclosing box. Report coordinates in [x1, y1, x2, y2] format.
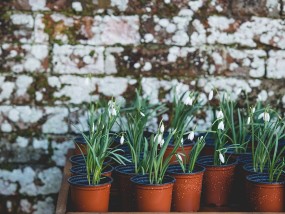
[258, 112, 270, 122]
[160, 123, 165, 133]
[181, 138, 184, 145]
[208, 90, 214, 101]
[252, 107, 255, 113]
[159, 139, 165, 147]
[120, 135, 124, 145]
[140, 111, 145, 117]
[188, 131, 195, 141]
[247, 117, 251, 125]
[176, 154, 183, 162]
[217, 111, 224, 119]
[183, 96, 194, 106]
[219, 152, 225, 163]
[218, 121, 224, 130]
[109, 107, 117, 116]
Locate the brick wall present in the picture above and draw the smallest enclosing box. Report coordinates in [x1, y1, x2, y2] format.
[0, 0, 285, 213]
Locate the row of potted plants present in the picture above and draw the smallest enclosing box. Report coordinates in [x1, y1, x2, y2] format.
[67, 89, 285, 212]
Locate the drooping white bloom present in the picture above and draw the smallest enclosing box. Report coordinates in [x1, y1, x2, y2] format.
[160, 123, 165, 133]
[140, 111, 145, 117]
[177, 154, 183, 162]
[188, 131, 195, 141]
[208, 90, 214, 101]
[109, 107, 117, 116]
[258, 112, 270, 122]
[252, 107, 256, 113]
[247, 117, 251, 125]
[217, 111, 224, 119]
[219, 152, 225, 163]
[159, 139, 165, 147]
[218, 121, 225, 130]
[120, 135, 124, 145]
[183, 96, 194, 106]
[181, 138, 184, 145]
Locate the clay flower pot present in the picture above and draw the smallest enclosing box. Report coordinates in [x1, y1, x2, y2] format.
[164, 141, 193, 164]
[115, 164, 138, 211]
[70, 165, 114, 177]
[246, 174, 285, 212]
[68, 175, 112, 212]
[167, 165, 205, 212]
[131, 175, 175, 212]
[74, 136, 87, 155]
[69, 155, 111, 167]
[197, 156, 237, 206]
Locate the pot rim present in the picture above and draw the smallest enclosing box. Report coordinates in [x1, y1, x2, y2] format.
[246, 173, 285, 185]
[74, 136, 86, 144]
[68, 175, 113, 187]
[70, 164, 114, 175]
[197, 155, 238, 167]
[167, 164, 205, 175]
[168, 140, 194, 147]
[115, 164, 137, 175]
[130, 175, 175, 186]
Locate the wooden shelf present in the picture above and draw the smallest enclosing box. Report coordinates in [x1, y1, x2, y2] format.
[55, 150, 258, 214]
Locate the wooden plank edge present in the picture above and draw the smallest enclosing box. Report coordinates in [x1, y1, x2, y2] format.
[56, 149, 73, 214]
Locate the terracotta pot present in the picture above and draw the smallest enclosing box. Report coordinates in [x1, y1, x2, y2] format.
[164, 141, 193, 164]
[70, 165, 114, 177]
[68, 175, 112, 212]
[74, 136, 87, 155]
[131, 175, 175, 212]
[69, 155, 111, 167]
[167, 165, 205, 212]
[246, 174, 285, 212]
[197, 156, 237, 206]
[115, 164, 137, 211]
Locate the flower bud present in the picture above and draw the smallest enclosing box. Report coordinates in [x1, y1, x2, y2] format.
[219, 152, 225, 164]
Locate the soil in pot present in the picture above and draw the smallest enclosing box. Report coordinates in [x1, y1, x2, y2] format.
[70, 165, 114, 177]
[197, 156, 237, 207]
[68, 175, 112, 212]
[167, 165, 205, 212]
[115, 164, 138, 211]
[246, 174, 285, 212]
[131, 175, 175, 212]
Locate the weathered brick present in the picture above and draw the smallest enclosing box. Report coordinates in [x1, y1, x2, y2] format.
[52, 44, 104, 74]
[232, 0, 281, 17]
[267, 50, 285, 79]
[0, 106, 69, 134]
[2, 44, 49, 73]
[0, 75, 34, 105]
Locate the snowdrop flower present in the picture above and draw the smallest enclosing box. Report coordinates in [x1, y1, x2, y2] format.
[219, 152, 225, 164]
[140, 111, 145, 117]
[120, 135, 124, 145]
[181, 138, 184, 145]
[217, 110, 224, 119]
[109, 106, 117, 116]
[183, 96, 194, 106]
[188, 131, 195, 141]
[176, 154, 183, 162]
[252, 107, 255, 113]
[258, 112, 270, 122]
[218, 121, 225, 130]
[247, 117, 251, 125]
[160, 123, 165, 133]
[208, 90, 214, 101]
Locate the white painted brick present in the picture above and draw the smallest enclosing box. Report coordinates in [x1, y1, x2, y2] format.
[267, 51, 285, 79]
[52, 44, 105, 74]
[80, 16, 140, 45]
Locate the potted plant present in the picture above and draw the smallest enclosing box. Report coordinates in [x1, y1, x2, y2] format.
[167, 134, 206, 211]
[130, 122, 180, 212]
[68, 101, 128, 212]
[165, 89, 201, 164]
[115, 90, 167, 211]
[197, 111, 238, 206]
[245, 110, 285, 211]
